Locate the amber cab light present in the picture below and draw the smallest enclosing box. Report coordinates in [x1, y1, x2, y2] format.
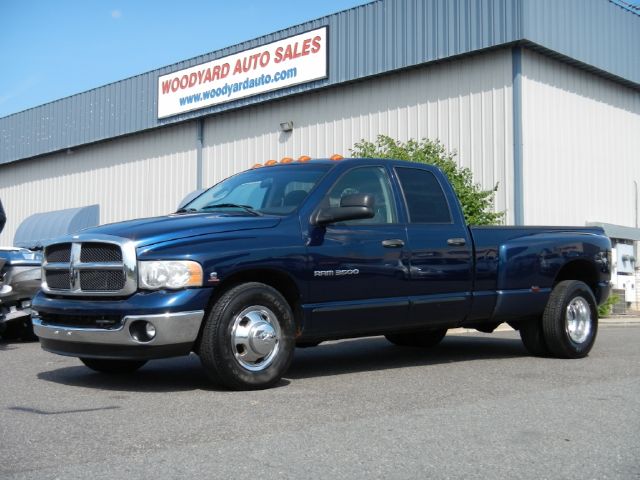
[280, 157, 294, 164]
[298, 155, 312, 162]
[264, 160, 278, 166]
[330, 154, 344, 161]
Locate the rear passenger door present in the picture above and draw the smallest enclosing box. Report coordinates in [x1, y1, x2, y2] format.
[395, 167, 473, 328]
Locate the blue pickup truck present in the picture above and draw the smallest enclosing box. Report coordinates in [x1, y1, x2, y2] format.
[32, 158, 611, 390]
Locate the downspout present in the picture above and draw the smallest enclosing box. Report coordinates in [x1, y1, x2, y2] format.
[196, 119, 204, 190]
[512, 46, 524, 226]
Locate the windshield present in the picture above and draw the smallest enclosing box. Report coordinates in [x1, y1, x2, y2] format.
[183, 164, 331, 216]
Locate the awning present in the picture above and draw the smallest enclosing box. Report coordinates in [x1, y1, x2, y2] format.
[13, 205, 100, 249]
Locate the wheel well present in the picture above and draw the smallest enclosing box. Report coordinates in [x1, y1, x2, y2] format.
[204, 268, 303, 332]
[553, 260, 601, 302]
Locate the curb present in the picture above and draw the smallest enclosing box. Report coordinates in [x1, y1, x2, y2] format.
[449, 316, 640, 335]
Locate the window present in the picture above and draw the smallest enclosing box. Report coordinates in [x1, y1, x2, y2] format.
[185, 164, 330, 215]
[324, 166, 396, 225]
[396, 168, 451, 223]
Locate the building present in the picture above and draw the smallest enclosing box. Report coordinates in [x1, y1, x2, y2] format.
[1, 0, 639, 300]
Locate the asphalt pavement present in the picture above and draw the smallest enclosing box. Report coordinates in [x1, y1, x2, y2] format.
[1, 324, 639, 479]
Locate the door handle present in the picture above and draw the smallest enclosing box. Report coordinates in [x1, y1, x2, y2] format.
[382, 239, 405, 248]
[447, 238, 466, 246]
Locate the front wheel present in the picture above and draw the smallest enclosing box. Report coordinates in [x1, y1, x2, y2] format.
[541, 280, 598, 359]
[199, 282, 295, 390]
[80, 358, 147, 374]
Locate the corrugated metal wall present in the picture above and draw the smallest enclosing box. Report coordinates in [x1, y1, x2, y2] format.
[521, 49, 640, 227]
[0, 123, 197, 245]
[202, 49, 514, 221]
[522, 0, 640, 87]
[1, 0, 524, 166]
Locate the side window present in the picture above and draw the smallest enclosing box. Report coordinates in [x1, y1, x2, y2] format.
[325, 166, 397, 225]
[395, 168, 452, 223]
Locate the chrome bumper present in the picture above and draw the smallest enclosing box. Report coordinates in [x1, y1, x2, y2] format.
[32, 310, 205, 347]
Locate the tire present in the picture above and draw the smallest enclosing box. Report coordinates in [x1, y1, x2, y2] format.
[519, 318, 550, 357]
[80, 358, 147, 374]
[385, 328, 447, 348]
[541, 280, 598, 359]
[199, 282, 295, 390]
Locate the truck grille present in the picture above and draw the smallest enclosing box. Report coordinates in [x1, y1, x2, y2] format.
[42, 237, 136, 297]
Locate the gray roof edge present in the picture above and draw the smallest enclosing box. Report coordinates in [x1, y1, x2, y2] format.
[586, 222, 640, 241]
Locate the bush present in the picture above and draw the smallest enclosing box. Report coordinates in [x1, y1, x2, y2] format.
[350, 135, 504, 225]
[598, 293, 619, 318]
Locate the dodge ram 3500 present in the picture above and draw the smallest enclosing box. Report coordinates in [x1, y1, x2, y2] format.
[32, 158, 611, 390]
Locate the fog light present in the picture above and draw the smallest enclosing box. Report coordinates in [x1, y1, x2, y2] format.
[129, 320, 157, 343]
[145, 323, 156, 339]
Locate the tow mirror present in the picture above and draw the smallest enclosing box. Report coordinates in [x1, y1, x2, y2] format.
[312, 193, 375, 225]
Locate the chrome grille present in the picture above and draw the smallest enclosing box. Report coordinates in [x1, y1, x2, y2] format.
[80, 243, 122, 263]
[46, 270, 71, 290]
[45, 244, 72, 263]
[80, 270, 126, 291]
[42, 235, 136, 297]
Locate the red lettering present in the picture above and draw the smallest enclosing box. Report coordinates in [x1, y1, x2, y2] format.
[233, 59, 243, 75]
[302, 38, 311, 56]
[171, 78, 180, 92]
[311, 36, 321, 53]
[179, 75, 189, 89]
[220, 63, 230, 78]
[188, 72, 198, 87]
[161, 79, 171, 94]
[204, 68, 212, 83]
[259, 51, 270, 68]
[274, 46, 284, 63]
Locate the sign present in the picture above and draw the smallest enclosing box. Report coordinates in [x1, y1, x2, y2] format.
[157, 27, 328, 119]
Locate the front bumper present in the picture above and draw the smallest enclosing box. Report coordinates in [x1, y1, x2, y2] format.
[34, 310, 204, 360]
[31, 288, 212, 360]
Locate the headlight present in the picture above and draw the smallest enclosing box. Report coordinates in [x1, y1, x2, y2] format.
[138, 261, 203, 290]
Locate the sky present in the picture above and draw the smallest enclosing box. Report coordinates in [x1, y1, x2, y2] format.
[0, 0, 371, 118]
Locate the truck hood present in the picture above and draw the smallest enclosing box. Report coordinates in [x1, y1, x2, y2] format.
[74, 213, 282, 247]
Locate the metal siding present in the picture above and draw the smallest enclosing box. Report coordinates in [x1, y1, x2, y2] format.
[202, 49, 513, 222]
[0, 0, 523, 166]
[522, 0, 640, 87]
[521, 49, 640, 227]
[0, 123, 198, 246]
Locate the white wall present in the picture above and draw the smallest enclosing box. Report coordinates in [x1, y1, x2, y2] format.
[203, 49, 514, 222]
[0, 123, 197, 245]
[521, 49, 640, 226]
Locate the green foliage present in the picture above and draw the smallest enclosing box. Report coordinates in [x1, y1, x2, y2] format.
[598, 293, 619, 318]
[350, 135, 504, 225]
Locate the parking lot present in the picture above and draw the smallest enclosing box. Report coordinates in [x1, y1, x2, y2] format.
[2, 324, 639, 479]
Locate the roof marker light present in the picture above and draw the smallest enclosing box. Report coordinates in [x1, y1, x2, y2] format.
[265, 160, 278, 166]
[252, 163, 263, 169]
[298, 155, 312, 162]
[280, 157, 294, 164]
[330, 154, 344, 161]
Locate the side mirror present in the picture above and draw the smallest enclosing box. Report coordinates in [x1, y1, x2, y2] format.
[311, 193, 375, 226]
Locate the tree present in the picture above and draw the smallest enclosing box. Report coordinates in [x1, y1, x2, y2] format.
[350, 135, 504, 225]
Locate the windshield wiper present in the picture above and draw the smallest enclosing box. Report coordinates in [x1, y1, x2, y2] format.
[201, 203, 263, 216]
[175, 207, 197, 214]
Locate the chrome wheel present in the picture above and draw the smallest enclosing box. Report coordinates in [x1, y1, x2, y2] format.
[565, 296, 592, 344]
[230, 305, 281, 372]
